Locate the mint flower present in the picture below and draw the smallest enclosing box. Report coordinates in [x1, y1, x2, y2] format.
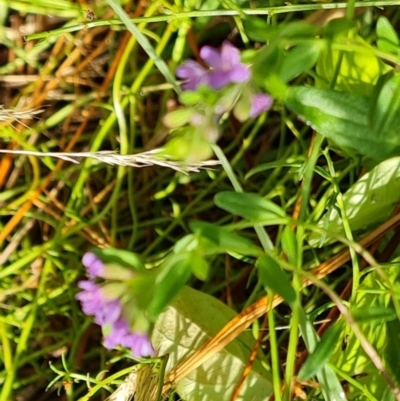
[176, 60, 209, 91]
[82, 252, 104, 278]
[200, 42, 250, 89]
[250, 93, 273, 118]
[76, 252, 154, 358]
[176, 41, 250, 91]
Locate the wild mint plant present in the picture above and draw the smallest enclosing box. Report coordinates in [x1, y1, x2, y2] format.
[162, 41, 273, 162]
[76, 251, 155, 357]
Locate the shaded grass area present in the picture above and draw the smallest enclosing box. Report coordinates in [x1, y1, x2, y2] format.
[1, 1, 400, 401]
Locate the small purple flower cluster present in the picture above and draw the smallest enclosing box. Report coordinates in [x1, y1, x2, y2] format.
[76, 252, 155, 358]
[176, 41, 272, 118]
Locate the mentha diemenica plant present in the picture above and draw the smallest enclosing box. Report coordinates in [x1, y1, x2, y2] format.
[76, 251, 156, 358]
[162, 41, 273, 163]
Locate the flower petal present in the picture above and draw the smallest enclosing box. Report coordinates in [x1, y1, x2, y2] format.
[250, 93, 273, 117]
[176, 60, 208, 90]
[200, 46, 222, 68]
[228, 64, 250, 83]
[220, 41, 241, 66]
[82, 252, 104, 278]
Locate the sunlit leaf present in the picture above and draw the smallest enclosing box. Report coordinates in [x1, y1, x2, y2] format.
[376, 16, 399, 54]
[152, 286, 272, 401]
[309, 157, 400, 246]
[285, 86, 400, 162]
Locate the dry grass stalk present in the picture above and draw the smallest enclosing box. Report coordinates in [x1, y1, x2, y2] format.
[0, 148, 220, 174]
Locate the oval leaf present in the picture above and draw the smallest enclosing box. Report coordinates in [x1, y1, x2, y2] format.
[152, 286, 272, 401]
[299, 321, 344, 380]
[214, 191, 287, 223]
[285, 86, 400, 161]
[257, 254, 296, 305]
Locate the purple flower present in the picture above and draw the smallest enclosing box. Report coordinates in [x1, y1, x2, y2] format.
[176, 41, 250, 91]
[103, 318, 155, 357]
[122, 332, 155, 357]
[94, 298, 122, 326]
[200, 42, 250, 89]
[103, 319, 130, 349]
[176, 60, 209, 90]
[75, 280, 103, 316]
[250, 93, 273, 118]
[82, 252, 104, 278]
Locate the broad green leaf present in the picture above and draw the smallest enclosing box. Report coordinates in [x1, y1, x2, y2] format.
[257, 254, 296, 305]
[299, 321, 344, 380]
[152, 286, 272, 401]
[377, 16, 399, 54]
[190, 221, 263, 257]
[284, 86, 400, 162]
[147, 253, 192, 319]
[214, 191, 287, 223]
[309, 157, 400, 246]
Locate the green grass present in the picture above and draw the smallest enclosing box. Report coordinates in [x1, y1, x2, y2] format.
[1, 0, 400, 400]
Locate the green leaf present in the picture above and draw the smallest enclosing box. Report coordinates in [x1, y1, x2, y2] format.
[281, 226, 297, 266]
[331, 263, 400, 398]
[190, 221, 263, 257]
[214, 191, 287, 223]
[257, 254, 296, 304]
[298, 321, 344, 380]
[188, 251, 210, 281]
[90, 247, 145, 271]
[309, 157, 400, 247]
[352, 306, 397, 323]
[163, 108, 194, 129]
[284, 86, 400, 161]
[377, 16, 399, 54]
[279, 42, 322, 83]
[152, 286, 272, 401]
[316, 25, 387, 96]
[383, 319, 400, 386]
[370, 73, 400, 135]
[147, 253, 192, 319]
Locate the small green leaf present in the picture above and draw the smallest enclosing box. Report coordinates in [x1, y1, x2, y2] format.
[257, 254, 296, 304]
[279, 42, 322, 83]
[352, 306, 397, 323]
[190, 221, 263, 257]
[163, 108, 194, 129]
[90, 247, 145, 271]
[298, 321, 344, 380]
[214, 191, 287, 223]
[377, 16, 399, 54]
[384, 319, 400, 386]
[188, 251, 210, 281]
[148, 253, 192, 319]
[281, 226, 297, 266]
